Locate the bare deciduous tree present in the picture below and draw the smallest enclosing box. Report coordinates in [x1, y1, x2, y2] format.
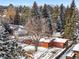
[27, 1, 42, 51]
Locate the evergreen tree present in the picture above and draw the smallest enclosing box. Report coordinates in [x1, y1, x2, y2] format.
[47, 5, 53, 15]
[14, 8, 20, 25]
[60, 4, 65, 29]
[21, 6, 31, 25]
[3, 23, 13, 35]
[56, 16, 62, 32]
[56, 4, 65, 32]
[42, 4, 52, 36]
[31, 1, 41, 17]
[18, 6, 23, 13]
[0, 7, 4, 16]
[42, 4, 50, 18]
[39, 6, 43, 13]
[63, 0, 76, 39]
[70, 0, 75, 11]
[52, 5, 60, 23]
[0, 26, 23, 59]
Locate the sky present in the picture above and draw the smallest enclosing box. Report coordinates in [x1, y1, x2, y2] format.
[0, 0, 79, 8]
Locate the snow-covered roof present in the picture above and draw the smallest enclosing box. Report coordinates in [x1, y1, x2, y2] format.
[14, 28, 27, 36]
[0, 56, 26, 59]
[23, 45, 47, 51]
[73, 43, 79, 51]
[53, 38, 68, 43]
[2, 15, 6, 17]
[19, 43, 64, 59]
[9, 24, 25, 30]
[10, 36, 15, 39]
[16, 28, 26, 33]
[18, 36, 32, 40]
[66, 51, 74, 57]
[39, 37, 68, 43]
[18, 56, 25, 59]
[18, 43, 28, 48]
[23, 45, 35, 51]
[19, 25, 24, 29]
[0, 57, 4, 59]
[9, 24, 19, 30]
[34, 47, 63, 59]
[34, 48, 47, 59]
[39, 38, 53, 42]
[53, 32, 62, 37]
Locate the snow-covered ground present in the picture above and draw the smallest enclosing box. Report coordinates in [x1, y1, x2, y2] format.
[19, 43, 65, 59]
[0, 57, 4, 59]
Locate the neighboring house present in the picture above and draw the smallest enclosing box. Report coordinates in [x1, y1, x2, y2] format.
[73, 43, 79, 58]
[22, 37, 68, 48]
[14, 28, 27, 36]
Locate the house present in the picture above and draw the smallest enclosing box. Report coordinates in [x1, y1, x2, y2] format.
[22, 37, 68, 48]
[35, 37, 68, 48]
[73, 43, 79, 58]
[66, 51, 75, 59]
[51, 38, 68, 48]
[14, 28, 27, 36]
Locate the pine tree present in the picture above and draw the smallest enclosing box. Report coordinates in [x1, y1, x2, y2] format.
[22, 6, 31, 25]
[56, 4, 65, 32]
[3, 23, 13, 35]
[31, 1, 41, 17]
[39, 6, 43, 13]
[60, 4, 65, 29]
[0, 7, 4, 16]
[52, 5, 60, 23]
[18, 6, 23, 13]
[47, 5, 53, 15]
[42, 4, 52, 36]
[63, 0, 76, 39]
[14, 8, 20, 25]
[42, 4, 50, 18]
[0, 26, 23, 59]
[56, 16, 62, 32]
